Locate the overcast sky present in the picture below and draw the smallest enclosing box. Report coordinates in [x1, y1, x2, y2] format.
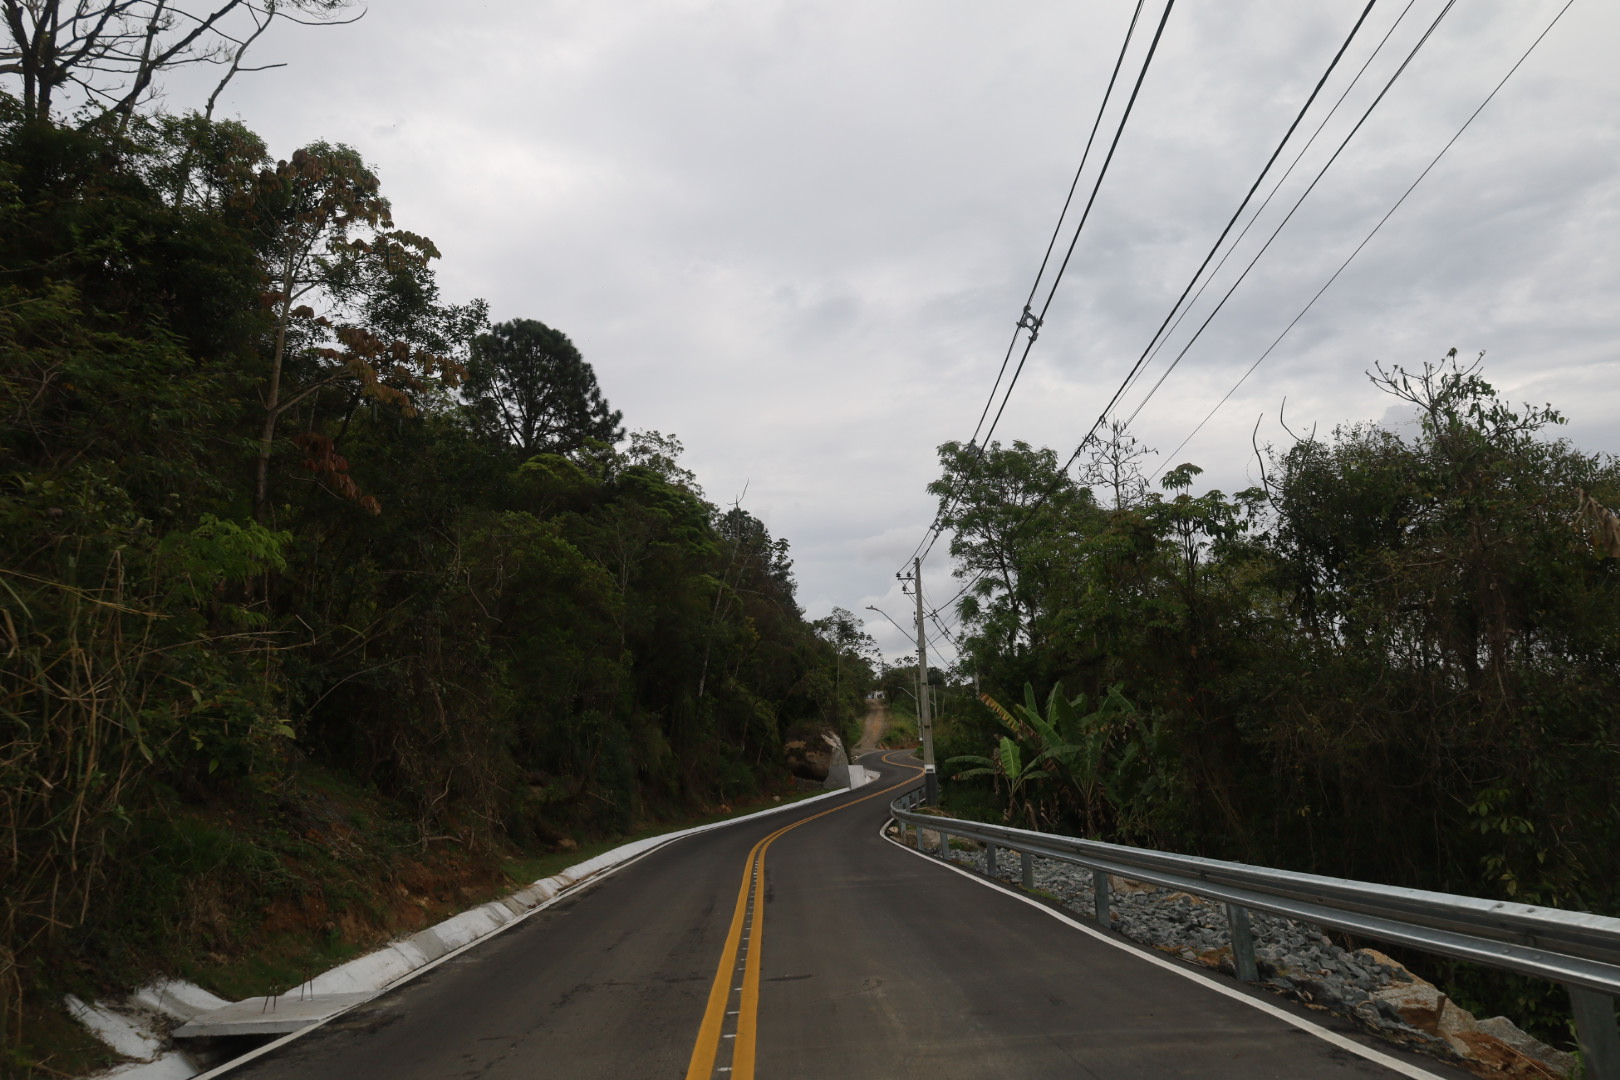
[150, 0, 1619, 659]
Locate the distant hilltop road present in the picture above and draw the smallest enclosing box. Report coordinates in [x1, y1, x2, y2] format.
[854, 698, 890, 755]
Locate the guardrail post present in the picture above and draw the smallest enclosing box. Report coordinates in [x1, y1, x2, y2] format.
[1569, 986, 1620, 1080]
[1092, 869, 1110, 928]
[937, 829, 949, 857]
[1224, 904, 1258, 982]
[1021, 851, 1034, 890]
[985, 841, 998, 877]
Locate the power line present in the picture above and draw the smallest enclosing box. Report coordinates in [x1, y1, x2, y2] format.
[1070, 0, 1430, 472]
[922, 587, 963, 644]
[916, 578, 964, 662]
[1112, 0, 1461, 436]
[932, 0, 1453, 619]
[965, 0, 1150, 451]
[902, 0, 1149, 573]
[903, 0, 1175, 573]
[920, 597, 962, 657]
[1150, 0, 1580, 477]
[1114, 0, 1421, 409]
[1077, 0, 1385, 442]
[863, 604, 913, 642]
[924, 0, 1180, 565]
[866, 599, 954, 663]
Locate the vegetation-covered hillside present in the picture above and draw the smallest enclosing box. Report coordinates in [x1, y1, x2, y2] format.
[0, 94, 874, 1066]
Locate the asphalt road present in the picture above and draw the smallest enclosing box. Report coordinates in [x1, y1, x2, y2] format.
[230, 750, 1466, 1080]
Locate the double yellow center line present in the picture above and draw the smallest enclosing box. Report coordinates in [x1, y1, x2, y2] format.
[683, 754, 923, 1080]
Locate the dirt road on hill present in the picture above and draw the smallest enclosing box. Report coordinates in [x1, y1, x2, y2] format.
[854, 699, 889, 754]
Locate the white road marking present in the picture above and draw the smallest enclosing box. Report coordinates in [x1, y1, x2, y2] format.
[878, 819, 1453, 1080]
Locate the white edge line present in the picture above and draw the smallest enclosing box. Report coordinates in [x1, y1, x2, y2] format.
[877, 819, 1453, 1080]
[185, 787, 855, 1079]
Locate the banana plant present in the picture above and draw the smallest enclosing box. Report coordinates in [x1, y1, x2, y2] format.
[965, 681, 1141, 836]
[948, 734, 1049, 826]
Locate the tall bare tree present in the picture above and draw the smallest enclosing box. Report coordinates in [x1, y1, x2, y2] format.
[0, 0, 357, 127]
[1078, 419, 1154, 511]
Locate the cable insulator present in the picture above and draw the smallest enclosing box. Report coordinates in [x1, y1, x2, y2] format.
[1016, 305, 1043, 341]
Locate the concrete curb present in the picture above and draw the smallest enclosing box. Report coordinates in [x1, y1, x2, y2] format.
[86, 785, 853, 1079]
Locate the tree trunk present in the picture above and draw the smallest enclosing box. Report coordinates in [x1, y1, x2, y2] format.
[253, 247, 298, 521]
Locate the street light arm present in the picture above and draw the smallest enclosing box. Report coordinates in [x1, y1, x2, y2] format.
[864, 605, 914, 642]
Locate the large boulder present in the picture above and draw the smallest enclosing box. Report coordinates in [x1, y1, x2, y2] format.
[1368, 968, 1575, 1077]
[1371, 980, 1446, 1032]
[783, 727, 849, 782]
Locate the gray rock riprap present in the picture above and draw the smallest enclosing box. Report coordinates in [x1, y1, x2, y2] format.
[930, 841, 1574, 1079]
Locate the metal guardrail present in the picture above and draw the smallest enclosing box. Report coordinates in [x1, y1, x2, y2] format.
[889, 789, 1620, 1080]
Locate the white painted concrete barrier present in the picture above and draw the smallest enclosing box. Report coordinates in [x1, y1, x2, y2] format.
[824, 763, 879, 790]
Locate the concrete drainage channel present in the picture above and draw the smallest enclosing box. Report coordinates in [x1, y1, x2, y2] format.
[74, 768, 879, 1080]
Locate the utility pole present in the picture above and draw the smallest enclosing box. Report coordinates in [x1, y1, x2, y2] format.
[905, 557, 939, 804]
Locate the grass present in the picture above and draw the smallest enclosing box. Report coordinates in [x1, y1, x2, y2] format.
[189, 781, 827, 1001]
[17, 772, 827, 1080]
[176, 933, 368, 1004]
[168, 784, 828, 1007]
[4, 1003, 126, 1080]
[878, 712, 918, 748]
[500, 788, 826, 887]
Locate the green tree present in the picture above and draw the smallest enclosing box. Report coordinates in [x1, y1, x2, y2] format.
[1255, 355, 1620, 904]
[464, 318, 623, 457]
[1078, 418, 1154, 511]
[929, 439, 1100, 678]
[0, 81, 1048, 1065]
[952, 683, 1160, 836]
[811, 605, 878, 726]
[250, 142, 477, 520]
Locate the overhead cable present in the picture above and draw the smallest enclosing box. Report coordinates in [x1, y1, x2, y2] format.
[1150, 0, 1580, 477]
[901, 0, 1149, 573]
[1078, 0, 1385, 441]
[965, 0, 1151, 450]
[1111, 0, 1461, 436]
[902, 0, 1173, 573]
[1066, 0, 1425, 474]
[935, 0, 1458, 617]
[926, 0, 1181, 563]
[1115, 0, 1420, 408]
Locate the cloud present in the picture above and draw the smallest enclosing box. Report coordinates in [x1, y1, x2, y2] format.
[131, 0, 1620, 657]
